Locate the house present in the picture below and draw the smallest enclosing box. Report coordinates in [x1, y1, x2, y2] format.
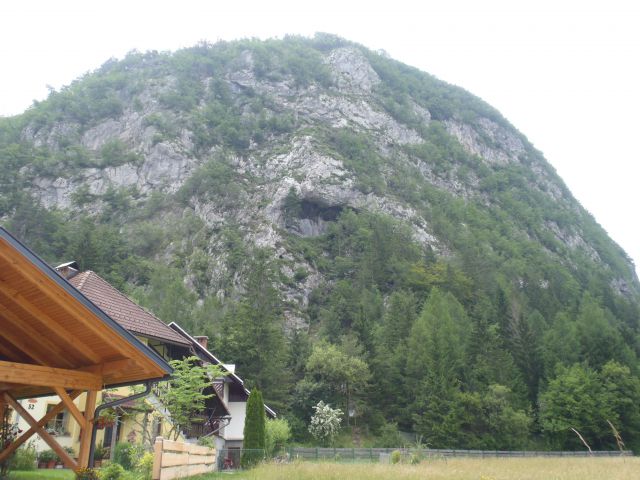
[168, 323, 276, 453]
[15, 264, 274, 461]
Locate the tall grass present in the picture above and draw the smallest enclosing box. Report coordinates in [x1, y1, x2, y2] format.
[226, 457, 640, 480]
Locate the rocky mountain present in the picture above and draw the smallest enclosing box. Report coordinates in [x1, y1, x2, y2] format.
[2, 34, 639, 448]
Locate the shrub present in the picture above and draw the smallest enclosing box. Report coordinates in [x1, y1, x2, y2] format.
[38, 449, 58, 463]
[12, 443, 37, 470]
[390, 450, 401, 464]
[265, 418, 291, 457]
[99, 462, 126, 480]
[112, 442, 143, 471]
[136, 452, 154, 480]
[75, 467, 99, 480]
[308, 401, 343, 446]
[197, 436, 215, 448]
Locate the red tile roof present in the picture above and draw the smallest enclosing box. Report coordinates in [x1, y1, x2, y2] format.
[68, 271, 190, 346]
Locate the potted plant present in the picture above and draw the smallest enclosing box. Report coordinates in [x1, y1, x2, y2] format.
[38, 449, 58, 469]
[93, 445, 109, 467]
[95, 409, 117, 429]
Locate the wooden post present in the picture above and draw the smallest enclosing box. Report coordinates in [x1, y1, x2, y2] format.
[78, 390, 98, 468]
[152, 436, 163, 480]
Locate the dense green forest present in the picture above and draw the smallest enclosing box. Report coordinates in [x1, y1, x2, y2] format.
[1, 34, 639, 451]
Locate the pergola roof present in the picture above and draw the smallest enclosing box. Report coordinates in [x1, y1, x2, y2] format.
[0, 227, 173, 399]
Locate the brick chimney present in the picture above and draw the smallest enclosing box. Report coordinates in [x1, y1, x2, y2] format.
[193, 336, 208, 349]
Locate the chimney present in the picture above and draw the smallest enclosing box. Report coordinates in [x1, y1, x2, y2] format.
[194, 336, 208, 349]
[55, 261, 80, 280]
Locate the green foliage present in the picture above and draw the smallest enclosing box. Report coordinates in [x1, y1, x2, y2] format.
[242, 389, 266, 468]
[156, 356, 225, 440]
[74, 467, 99, 480]
[377, 423, 402, 448]
[12, 443, 37, 471]
[112, 443, 138, 471]
[98, 462, 126, 480]
[215, 249, 288, 408]
[37, 450, 58, 463]
[135, 452, 154, 480]
[265, 418, 291, 457]
[390, 450, 401, 464]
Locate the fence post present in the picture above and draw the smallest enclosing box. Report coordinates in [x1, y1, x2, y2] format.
[370, 448, 373, 462]
[316, 447, 319, 461]
[152, 436, 163, 480]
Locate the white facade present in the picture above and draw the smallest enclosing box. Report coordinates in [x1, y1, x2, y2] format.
[223, 402, 247, 441]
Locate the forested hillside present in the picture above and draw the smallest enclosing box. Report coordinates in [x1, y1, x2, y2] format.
[1, 34, 639, 450]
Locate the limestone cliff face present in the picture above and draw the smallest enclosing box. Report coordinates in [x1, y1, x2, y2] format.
[6, 36, 638, 325]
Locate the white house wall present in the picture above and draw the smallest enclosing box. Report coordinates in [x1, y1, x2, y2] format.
[224, 402, 246, 441]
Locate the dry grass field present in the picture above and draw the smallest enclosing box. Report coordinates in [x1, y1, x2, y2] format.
[218, 457, 639, 480]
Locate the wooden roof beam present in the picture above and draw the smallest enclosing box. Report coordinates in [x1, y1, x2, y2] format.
[0, 280, 101, 364]
[0, 302, 76, 368]
[0, 360, 102, 391]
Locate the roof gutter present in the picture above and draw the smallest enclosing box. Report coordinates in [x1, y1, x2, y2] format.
[89, 380, 157, 468]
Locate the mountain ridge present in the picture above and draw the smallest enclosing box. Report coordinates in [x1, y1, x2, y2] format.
[1, 33, 639, 448]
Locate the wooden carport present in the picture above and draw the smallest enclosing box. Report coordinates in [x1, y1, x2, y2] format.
[0, 227, 173, 470]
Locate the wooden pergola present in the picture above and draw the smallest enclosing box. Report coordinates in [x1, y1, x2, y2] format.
[0, 227, 172, 470]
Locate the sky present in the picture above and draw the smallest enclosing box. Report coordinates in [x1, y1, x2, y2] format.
[1, 0, 638, 277]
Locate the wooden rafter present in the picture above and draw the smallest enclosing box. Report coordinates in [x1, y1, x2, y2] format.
[3, 393, 77, 469]
[0, 338, 32, 364]
[0, 280, 101, 364]
[0, 316, 54, 366]
[0, 301, 75, 368]
[0, 360, 102, 391]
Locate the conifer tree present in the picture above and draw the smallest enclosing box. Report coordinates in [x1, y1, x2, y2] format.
[242, 389, 266, 468]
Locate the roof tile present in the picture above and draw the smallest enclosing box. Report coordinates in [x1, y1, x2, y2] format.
[69, 271, 190, 346]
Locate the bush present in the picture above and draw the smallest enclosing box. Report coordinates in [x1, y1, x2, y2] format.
[136, 452, 154, 480]
[390, 450, 401, 464]
[12, 443, 37, 470]
[75, 467, 99, 480]
[377, 422, 402, 448]
[112, 442, 143, 471]
[38, 449, 58, 463]
[265, 418, 291, 457]
[99, 462, 126, 480]
[197, 436, 215, 448]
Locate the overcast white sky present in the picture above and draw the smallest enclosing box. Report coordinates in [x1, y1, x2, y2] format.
[1, 0, 638, 277]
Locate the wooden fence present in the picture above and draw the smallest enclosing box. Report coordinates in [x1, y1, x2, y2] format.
[289, 447, 632, 462]
[152, 437, 217, 480]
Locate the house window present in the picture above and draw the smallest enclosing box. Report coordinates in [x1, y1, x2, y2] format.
[46, 404, 68, 435]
